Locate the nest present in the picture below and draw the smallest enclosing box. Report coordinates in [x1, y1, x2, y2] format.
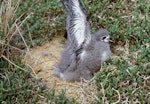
[23, 35, 98, 103]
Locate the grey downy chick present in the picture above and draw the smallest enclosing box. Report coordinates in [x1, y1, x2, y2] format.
[54, 0, 111, 81]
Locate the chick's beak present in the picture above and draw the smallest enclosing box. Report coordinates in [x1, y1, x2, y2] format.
[109, 38, 113, 43]
[108, 35, 114, 43]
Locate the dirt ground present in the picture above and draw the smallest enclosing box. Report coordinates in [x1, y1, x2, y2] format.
[23, 35, 99, 103]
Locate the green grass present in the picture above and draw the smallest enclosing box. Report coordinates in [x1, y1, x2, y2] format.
[0, 0, 74, 103]
[15, 0, 65, 45]
[0, 0, 150, 103]
[89, 0, 150, 103]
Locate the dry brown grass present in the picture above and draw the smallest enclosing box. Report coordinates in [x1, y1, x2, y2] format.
[0, 0, 30, 69]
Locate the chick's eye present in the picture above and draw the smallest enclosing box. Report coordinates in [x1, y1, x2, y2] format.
[102, 36, 106, 40]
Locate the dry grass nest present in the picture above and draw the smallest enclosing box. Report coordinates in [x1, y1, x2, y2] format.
[23, 35, 99, 103]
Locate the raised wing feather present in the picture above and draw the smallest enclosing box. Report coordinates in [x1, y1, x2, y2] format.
[62, 0, 91, 49]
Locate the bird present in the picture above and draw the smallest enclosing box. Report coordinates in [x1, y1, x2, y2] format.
[54, 0, 111, 81]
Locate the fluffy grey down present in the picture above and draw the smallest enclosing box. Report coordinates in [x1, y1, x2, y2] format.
[54, 0, 111, 81]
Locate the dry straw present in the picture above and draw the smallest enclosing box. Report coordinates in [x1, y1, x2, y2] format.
[0, 0, 30, 71]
